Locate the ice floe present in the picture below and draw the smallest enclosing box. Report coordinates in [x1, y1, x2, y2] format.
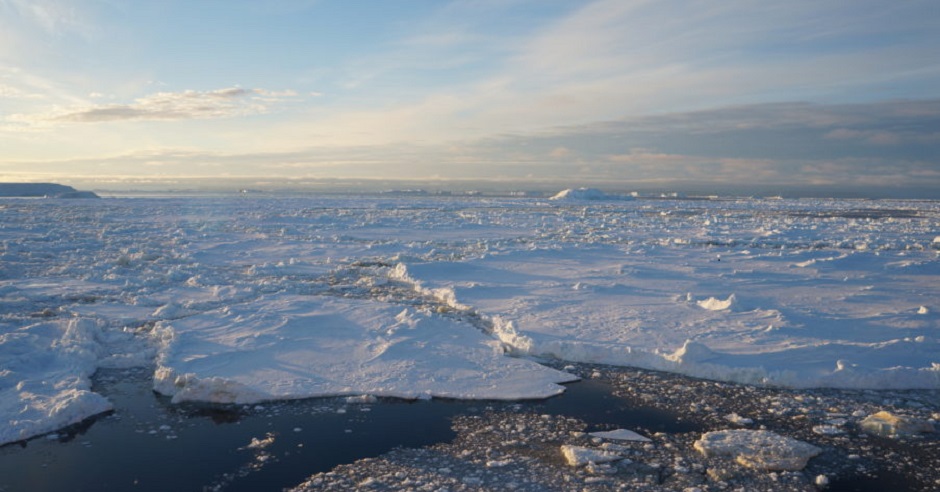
[153, 294, 575, 404]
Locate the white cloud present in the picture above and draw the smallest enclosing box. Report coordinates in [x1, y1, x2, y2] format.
[41, 87, 295, 123]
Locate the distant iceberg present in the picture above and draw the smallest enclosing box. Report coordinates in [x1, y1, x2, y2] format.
[0, 183, 99, 198]
[549, 187, 630, 201]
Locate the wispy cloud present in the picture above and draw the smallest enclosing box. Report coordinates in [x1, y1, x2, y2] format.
[27, 87, 297, 123]
[1, 0, 92, 36]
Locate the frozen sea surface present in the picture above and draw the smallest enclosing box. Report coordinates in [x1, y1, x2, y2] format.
[1, 194, 939, 444]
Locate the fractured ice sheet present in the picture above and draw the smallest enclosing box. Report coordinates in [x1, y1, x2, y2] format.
[397, 242, 940, 388]
[2, 194, 939, 444]
[153, 294, 576, 404]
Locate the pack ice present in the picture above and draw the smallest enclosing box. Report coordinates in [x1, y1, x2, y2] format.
[1, 194, 938, 445]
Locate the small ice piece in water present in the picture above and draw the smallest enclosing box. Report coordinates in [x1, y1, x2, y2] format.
[242, 433, 276, 450]
[693, 429, 821, 471]
[724, 413, 753, 426]
[812, 425, 844, 435]
[589, 428, 652, 442]
[560, 445, 624, 466]
[917, 306, 929, 315]
[345, 395, 377, 404]
[815, 474, 830, 487]
[859, 411, 935, 438]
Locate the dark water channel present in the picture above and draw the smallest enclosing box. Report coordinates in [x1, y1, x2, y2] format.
[0, 368, 697, 491]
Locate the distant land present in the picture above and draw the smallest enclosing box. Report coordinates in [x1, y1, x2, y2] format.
[0, 183, 99, 199]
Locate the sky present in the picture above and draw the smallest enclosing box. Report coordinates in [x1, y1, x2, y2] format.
[1, 0, 939, 195]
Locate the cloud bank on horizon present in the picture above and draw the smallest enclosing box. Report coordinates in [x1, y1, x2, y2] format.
[1, 0, 938, 194]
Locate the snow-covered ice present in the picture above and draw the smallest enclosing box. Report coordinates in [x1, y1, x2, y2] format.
[2, 193, 939, 444]
[153, 294, 574, 403]
[0, 318, 113, 444]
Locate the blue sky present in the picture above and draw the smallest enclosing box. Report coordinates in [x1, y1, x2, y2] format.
[1, 0, 939, 194]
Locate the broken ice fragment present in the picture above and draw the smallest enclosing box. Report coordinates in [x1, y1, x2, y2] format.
[693, 429, 821, 471]
[589, 428, 651, 442]
[560, 445, 624, 466]
[859, 411, 934, 438]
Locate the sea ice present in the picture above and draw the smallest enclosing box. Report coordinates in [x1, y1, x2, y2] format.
[559, 444, 625, 466]
[589, 428, 651, 442]
[859, 411, 935, 438]
[153, 294, 576, 404]
[2, 193, 939, 445]
[693, 429, 821, 471]
[0, 318, 113, 445]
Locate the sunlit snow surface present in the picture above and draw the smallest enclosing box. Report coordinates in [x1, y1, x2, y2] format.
[2, 195, 939, 444]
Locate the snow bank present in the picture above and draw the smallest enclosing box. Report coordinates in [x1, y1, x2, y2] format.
[0, 319, 113, 445]
[153, 295, 576, 404]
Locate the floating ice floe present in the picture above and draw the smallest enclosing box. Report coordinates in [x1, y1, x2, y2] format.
[859, 411, 935, 438]
[693, 429, 821, 471]
[153, 294, 576, 404]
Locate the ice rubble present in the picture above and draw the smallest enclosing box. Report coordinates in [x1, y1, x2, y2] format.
[2, 194, 939, 444]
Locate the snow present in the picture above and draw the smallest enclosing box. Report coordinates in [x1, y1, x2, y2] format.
[693, 429, 821, 471]
[2, 193, 939, 444]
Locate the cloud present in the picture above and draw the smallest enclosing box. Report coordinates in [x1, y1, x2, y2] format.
[47, 87, 294, 123]
[2, 0, 91, 36]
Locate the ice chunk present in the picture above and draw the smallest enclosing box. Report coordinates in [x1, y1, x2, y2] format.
[859, 411, 935, 438]
[560, 445, 624, 466]
[589, 428, 651, 442]
[693, 429, 821, 471]
[724, 413, 754, 426]
[696, 294, 736, 311]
